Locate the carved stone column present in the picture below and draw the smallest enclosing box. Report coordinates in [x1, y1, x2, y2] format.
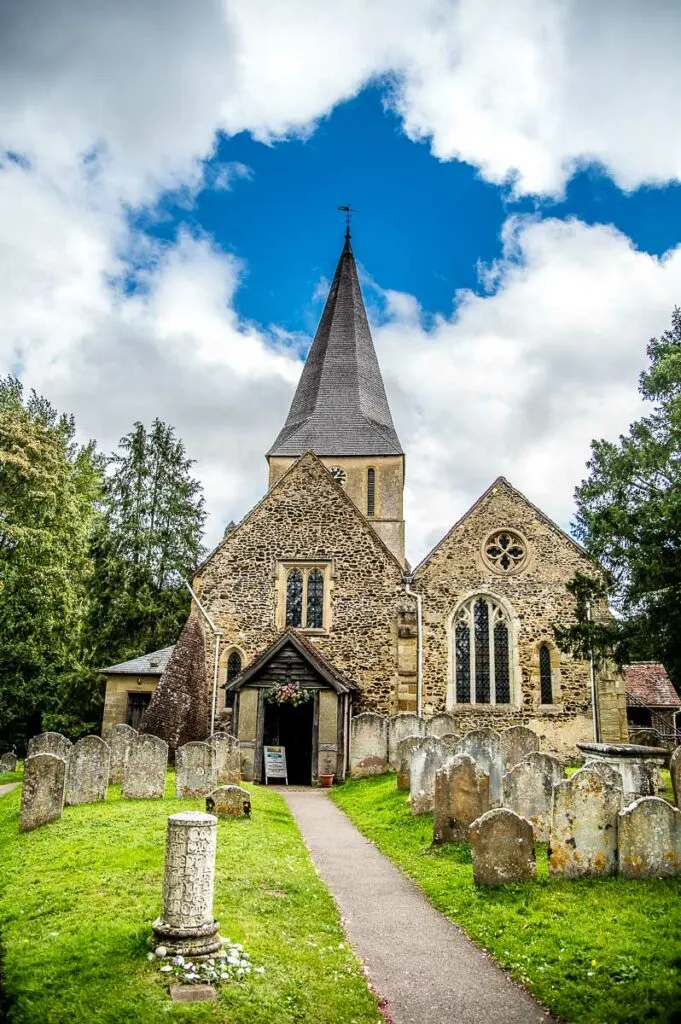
[153, 811, 221, 955]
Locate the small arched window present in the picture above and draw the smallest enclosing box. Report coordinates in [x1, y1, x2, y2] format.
[306, 570, 324, 628]
[367, 468, 376, 517]
[226, 650, 242, 683]
[539, 643, 552, 704]
[286, 569, 303, 627]
[453, 595, 513, 704]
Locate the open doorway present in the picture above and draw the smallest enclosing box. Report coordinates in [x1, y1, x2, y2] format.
[263, 697, 314, 784]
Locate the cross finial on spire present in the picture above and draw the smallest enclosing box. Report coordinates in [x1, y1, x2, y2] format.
[336, 204, 358, 243]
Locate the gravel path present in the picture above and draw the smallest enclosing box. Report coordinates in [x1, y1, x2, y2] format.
[0, 783, 19, 798]
[283, 789, 554, 1024]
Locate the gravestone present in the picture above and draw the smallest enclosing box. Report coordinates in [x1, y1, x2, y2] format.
[206, 785, 251, 818]
[500, 725, 539, 774]
[27, 732, 72, 763]
[433, 754, 489, 845]
[387, 713, 426, 769]
[426, 714, 457, 739]
[122, 733, 168, 799]
[502, 752, 564, 842]
[209, 732, 241, 785]
[457, 728, 503, 806]
[618, 797, 681, 878]
[19, 753, 67, 832]
[176, 741, 217, 798]
[350, 713, 388, 777]
[583, 759, 625, 805]
[108, 723, 137, 784]
[66, 735, 110, 806]
[0, 753, 17, 773]
[470, 808, 536, 886]
[549, 767, 620, 878]
[409, 737, 449, 815]
[440, 732, 461, 750]
[396, 736, 423, 791]
[152, 811, 221, 955]
[669, 746, 680, 809]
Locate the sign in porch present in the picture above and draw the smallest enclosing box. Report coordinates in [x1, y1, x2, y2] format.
[264, 746, 288, 785]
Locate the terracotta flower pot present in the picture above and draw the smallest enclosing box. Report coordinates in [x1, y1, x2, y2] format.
[318, 773, 335, 788]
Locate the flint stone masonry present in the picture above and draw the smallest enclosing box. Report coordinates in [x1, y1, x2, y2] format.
[470, 808, 536, 886]
[671, 747, 681, 809]
[500, 726, 539, 774]
[433, 754, 489, 845]
[66, 735, 110, 806]
[426, 714, 457, 739]
[19, 753, 66, 832]
[396, 736, 423, 791]
[27, 732, 72, 763]
[206, 785, 251, 818]
[457, 729, 504, 806]
[409, 738, 449, 815]
[0, 753, 17, 773]
[350, 713, 388, 777]
[503, 753, 564, 842]
[618, 797, 681, 878]
[122, 733, 168, 799]
[153, 811, 221, 956]
[209, 733, 241, 785]
[108, 723, 137, 784]
[176, 742, 218, 798]
[549, 768, 620, 878]
[388, 713, 426, 768]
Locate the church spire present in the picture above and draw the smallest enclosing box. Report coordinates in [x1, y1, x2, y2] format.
[268, 234, 403, 458]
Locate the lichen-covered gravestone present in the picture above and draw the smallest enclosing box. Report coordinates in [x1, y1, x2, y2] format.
[108, 723, 137, 784]
[669, 746, 680, 810]
[433, 754, 489, 845]
[409, 737, 448, 815]
[350, 713, 388, 777]
[396, 736, 423, 791]
[387, 713, 426, 769]
[549, 767, 620, 878]
[470, 808, 536, 886]
[582, 759, 625, 805]
[502, 752, 564, 842]
[440, 732, 461, 750]
[457, 728, 503, 806]
[66, 735, 110, 806]
[122, 733, 168, 799]
[206, 785, 251, 818]
[27, 732, 72, 763]
[19, 753, 67, 832]
[209, 732, 241, 785]
[176, 741, 217, 798]
[618, 797, 681, 878]
[499, 725, 539, 774]
[0, 753, 17, 773]
[426, 713, 456, 739]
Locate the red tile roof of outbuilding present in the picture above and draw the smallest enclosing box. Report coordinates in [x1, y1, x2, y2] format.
[623, 662, 680, 708]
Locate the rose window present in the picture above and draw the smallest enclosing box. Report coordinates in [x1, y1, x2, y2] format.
[483, 530, 527, 574]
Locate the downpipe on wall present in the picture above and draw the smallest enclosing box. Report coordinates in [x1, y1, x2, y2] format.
[404, 576, 423, 717]
[184, 580, 222, 736]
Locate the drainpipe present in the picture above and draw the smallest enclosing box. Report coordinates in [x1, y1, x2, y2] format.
[586, 599, 600, 742]
[184, 580, 223, 736]
[404, 576, 423, 717]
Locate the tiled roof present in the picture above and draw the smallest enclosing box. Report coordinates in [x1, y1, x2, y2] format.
[623, 662, 680, 707]
[101, 646, 175, 675]
[225, 628, 359, 694]
[268, 234, 403, 458]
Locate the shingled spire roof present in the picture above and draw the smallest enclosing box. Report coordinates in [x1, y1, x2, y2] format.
[268, 232, 403, 457]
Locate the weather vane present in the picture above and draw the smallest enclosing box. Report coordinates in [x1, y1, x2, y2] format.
[337, 204, 359, 240]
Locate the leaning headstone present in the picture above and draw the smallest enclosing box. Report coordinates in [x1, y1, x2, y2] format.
[0, 753, 17, 773]
[499, 725, 539, 774]
[209, 732, 241, 785]
[108, 723, 137, 784]
[671, 746, 681, 809]
[502, 753, 564, 842]
[206, 785, 251, 818]
[176, 741, 217, 798]
[470, 808, 536, 886]
[426, 713, 457, 739]
[153, 811, 221, 955]
[396, 736, 423, 791]
[549, 767, 620, 878]
[27, 732, 72, 763]
[66, 735, 110, 806]
[388, 713, 426, 769]
[122, 733, 168, 799]
[409, 737, 449, 815]
[457, 728, 503, 806]
[19, 753, 67, 832]
[618, 797, 681, 878]
[350, 713, 388, 777]
[433, 754, 489, 845]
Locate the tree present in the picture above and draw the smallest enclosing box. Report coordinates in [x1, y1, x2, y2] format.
[557, 308, 681, 689]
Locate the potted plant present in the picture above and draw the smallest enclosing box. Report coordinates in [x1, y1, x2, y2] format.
[318, 772, 335, 788]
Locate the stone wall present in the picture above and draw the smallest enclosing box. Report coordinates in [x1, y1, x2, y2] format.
[101, 674, 159, 734]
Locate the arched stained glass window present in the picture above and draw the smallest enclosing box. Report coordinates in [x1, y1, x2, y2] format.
[367, 468, 376, 517]
[453, 595, 513, 705]
[306, 570, 324, 629]
[286, 569, 303, 627]
[226, 650, 242, 683]
[539, 643, 553, 704]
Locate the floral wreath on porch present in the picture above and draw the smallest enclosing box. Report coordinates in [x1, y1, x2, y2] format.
[264, 680, 312, 706]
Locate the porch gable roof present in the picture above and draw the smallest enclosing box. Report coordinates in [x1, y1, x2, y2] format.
[224, 629, 359, 695]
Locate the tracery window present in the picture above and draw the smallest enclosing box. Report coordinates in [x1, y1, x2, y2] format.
[306, 570, 324, 629]
[539, 643, 553, 704]
[282, 564, 328, 630]
[482, 530, 528, 574]
[226, 650, 242, 683]
[367, 468, 376, 517]
[286, 570, 303, 627]
[453, 595, 513, 704]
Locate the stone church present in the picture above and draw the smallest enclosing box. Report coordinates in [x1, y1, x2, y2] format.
[102, 230, 629, 781]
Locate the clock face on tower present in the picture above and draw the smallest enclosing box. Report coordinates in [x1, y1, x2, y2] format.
[328, 466, 347, 486]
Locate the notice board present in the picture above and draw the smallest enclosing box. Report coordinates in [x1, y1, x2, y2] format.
[264, 745, 288, 785]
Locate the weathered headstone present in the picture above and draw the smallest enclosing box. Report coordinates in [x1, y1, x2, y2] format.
[618, 797, 681, 878]
[470, 808, 536, 886]
[582, 758, 625, 805]
[426, 713, 457, 739]
[396, 735, 423, 791]
[209, 732, 241, 785]
[387, 713, 426, 769]
[457, 728, 503, 806]
[108, 723, 137, 784]
[121, 733, 168, 799]
[0, 753, 17, 773]
[19, 753, 67, 832]
[549, 767, 620, 878]
[502, 753, 564, 842]
[499, 725, 539, 774]
[350, 713, 388, 778]
[176, 741, 217, 798]
[409, 737, 449, 815]
[671, 746, 681, 810]
[152, 811, 221, 955]
[206, 785, 251, 818]
[66, 735, 110, 806]
[440, 732, 461, 749]
[433, 754, 489, 845]
[27, 732, 72, 763]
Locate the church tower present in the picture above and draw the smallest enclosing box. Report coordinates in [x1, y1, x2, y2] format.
[267, 231, 406, 564]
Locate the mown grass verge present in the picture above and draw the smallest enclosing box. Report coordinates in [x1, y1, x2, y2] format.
[331, 774, 681, 1024]
[0, 778, 380, 1024]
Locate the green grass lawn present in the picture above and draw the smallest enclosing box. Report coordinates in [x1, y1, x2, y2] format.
[0, 777, 381, 1024]
[331, 774, 681, 1024]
